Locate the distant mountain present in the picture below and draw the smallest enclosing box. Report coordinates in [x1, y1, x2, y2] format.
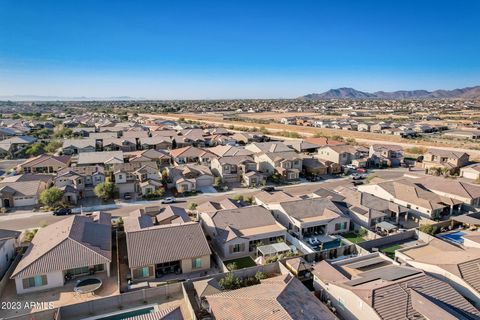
[300, 86, 480, 100]
[0, 95, 142, 101]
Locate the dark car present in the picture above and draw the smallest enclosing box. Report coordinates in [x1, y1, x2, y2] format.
[261, 186, 276, 192]
[53, 208, 72, 216]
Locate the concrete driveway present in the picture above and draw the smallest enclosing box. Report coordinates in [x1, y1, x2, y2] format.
[199, 186, 218, 194]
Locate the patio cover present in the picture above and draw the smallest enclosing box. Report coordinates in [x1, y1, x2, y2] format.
[257, 242, 291, 256]
[375, 221, 398, 232]
[452, 213, 480, 226]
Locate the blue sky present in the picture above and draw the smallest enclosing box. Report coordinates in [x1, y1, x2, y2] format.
[0, 0, 479, 99]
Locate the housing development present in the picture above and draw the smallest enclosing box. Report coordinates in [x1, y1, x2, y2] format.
[0, 101, 480, 320]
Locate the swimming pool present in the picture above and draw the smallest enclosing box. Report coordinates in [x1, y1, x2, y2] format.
[439, 231, 465, 244]
[90, 306, 155, 320]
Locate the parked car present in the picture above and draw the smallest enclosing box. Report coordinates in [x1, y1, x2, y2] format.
[261, 186, 276, 192]
[124, 192, 132, 200]
[350, 173, 362, 180]
[352, 180, 364, 186]
[53, 208, 72, 216]
[160, 197, 176, 204]
[356, 168, 367, 173]
[344, 164, 357, 170]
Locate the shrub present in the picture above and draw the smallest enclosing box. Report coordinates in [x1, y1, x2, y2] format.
[187, 202, 198, 211]
[419, 224, 436, 235]
[39, 187, 64, 209]
[94, 181, 119, 200]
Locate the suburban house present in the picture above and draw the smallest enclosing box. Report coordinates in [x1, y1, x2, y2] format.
[405, 174, 480, 209]
[123, 209, 211, 280]
[203, 274, 336, 320]
[102, 138, 138, 152]
[17, 155, 71, 174]
[316, 145, 362, 166]
[422, 148, 470, 174]
[62, 139, 96, 155]
[207, 145, 253, 157]
[358, 178, 463, 219]
[199, 205, 287, 260]
[397, 237, 480, 308]
[285, 140, 321, 154]
[245, 141, 292, 154]
[254, 190, 300, 210]
[210, 156, 258, 184]
[125, 149, 171, 167]
[76, 151, 124, 167]
[0, 229, 21, 278]
[0, 177, 49, 208]
[140, 136, 173, 150]
[167, 164, 214, 193]
[368, 144, 404, 167]
[170, 146, 217, 166]
[242, 171, 265, 187]
[196, 198, 241, 215]
[0, 136, 37, 157]
[254, 151, 303, 180]
[460, 163, 480, 181]
[302, 158, 328, 177]
[112, 162, 159, 197]
[11, 212, 112, 294]
[336, 186, 409, 228]
[230, 132, 266, 144]
[313, 253, 480, 320]
[268, 198, 350, 240]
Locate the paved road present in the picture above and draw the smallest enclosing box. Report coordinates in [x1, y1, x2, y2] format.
[0, 168, 409, 231]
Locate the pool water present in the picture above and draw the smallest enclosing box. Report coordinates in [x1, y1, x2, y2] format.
[322, 239, 343, 250]
[439, 231, 465, 244]
[97, 307, 155, 320]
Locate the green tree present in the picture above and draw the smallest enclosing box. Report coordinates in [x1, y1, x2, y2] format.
[419, 224, 436, 235]
[45, 140, 63, 154]
[25, 142, 45, 156]
[39, 187, 64, 209]
[94, 180, 118, 200]
[187, 202, 198, 211]
[213, 176, 222, 188]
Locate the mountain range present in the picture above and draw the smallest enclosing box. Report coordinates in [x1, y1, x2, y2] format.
[300, 86, 480, 100]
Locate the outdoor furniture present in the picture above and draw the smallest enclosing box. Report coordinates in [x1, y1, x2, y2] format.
[74, 277, 102, 295]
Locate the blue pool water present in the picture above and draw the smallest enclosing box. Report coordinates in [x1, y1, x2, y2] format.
[439, 231, 465, 244]
[322, 239, 343, 250]
[97, 307, 155, 320]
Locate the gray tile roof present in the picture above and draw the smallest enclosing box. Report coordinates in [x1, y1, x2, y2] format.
[125, 222, 210, 268]
[12, 213, 111, 278]
[206, 274, 336, 320]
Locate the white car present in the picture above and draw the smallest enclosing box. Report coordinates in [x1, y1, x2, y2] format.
[160, 197, 176, 204]
[345, 164, 357, 170]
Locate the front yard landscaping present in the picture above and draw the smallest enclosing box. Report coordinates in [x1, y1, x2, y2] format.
[342, 232, 368, 244]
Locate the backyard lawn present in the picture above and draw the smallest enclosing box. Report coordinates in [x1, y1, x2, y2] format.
[342, 232, 367, 244]
[224, 256, 257, 270]
[381, 244, 402, 259]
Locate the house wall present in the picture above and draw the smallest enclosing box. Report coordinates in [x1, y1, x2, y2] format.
[180, 255, 210, 273]
[13, 196, 37, 207]
[14, 270, 64, 294]
[0, 238, 16, 278]
[317, 148, 340, 164]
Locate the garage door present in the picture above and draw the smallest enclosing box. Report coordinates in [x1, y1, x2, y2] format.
[463, 170, 479, 180]
[196, 176, 214, 188]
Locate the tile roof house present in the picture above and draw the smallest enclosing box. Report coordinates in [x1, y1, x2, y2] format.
[207, 145, 253, 157]
[199, 205, 287, 260]
[335, 186, 408, 229]
[123, 208, 211, 281]
[62, 139, 96, 155]
[210, 156, 259, 184]
[196, 198, 241, 215]
[245, 141, 292, 154]
[167, 164, 214, 193]
[140, 136, 173, 151]
[11, 212, 112, 294]
[316, 145, 362, 166]
[17, 154, 71, 174]
[254, 151, 303, 181]
[124, 149, 171, 167]
[268, 198, 350, 240]
[368, 144, 404, 167]
[76, 151, 124, 166]
[205, 274, 336, 320]
[313, 253, 480, 320]
[405, 174, 480, 209]
[460, 163, 480, 181]
[170, 146, 216, 166]
[396, 237, 480, 308]
[0, 177, 49, 208]
[102, 137, 138, 152]
[285, 140, 322, 154]
[422, 148, 470, 175]
[358, 178, 463, 219]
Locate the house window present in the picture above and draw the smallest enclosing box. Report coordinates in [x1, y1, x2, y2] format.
[118, 174, 123, 179]
[23, 275, 47, 289]
[192, 258, 202, 269]
[232, 243, 242, 253]
[142, 266, 150, 278]
[65, 266, 89, 276]
[335, 223, 344, 231]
